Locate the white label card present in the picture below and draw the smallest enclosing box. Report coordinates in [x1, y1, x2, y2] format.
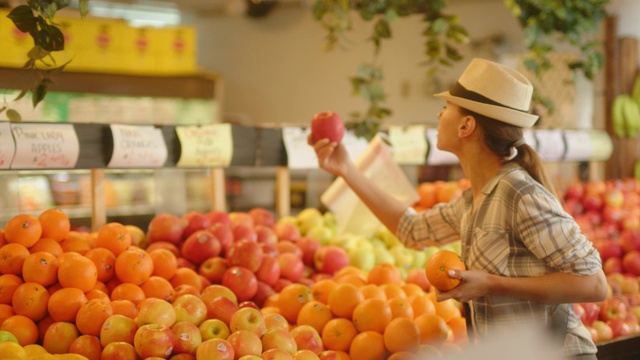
[425, 128, 459, 165]
[108, 124, 168, 168]
[0, 122, 14, 169]
[282, 127, 318, 169]
[388, 125, 428, 165]
[10, 123, 79, 169]
[535, 129, 565, 162]
[563, 130, 593, 161]
[176, 124, 233, 167]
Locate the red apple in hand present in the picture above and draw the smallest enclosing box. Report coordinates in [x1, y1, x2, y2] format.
[310, 111, 344, 143]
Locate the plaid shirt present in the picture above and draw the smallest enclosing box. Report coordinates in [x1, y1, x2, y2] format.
[397, 163, 601, 357]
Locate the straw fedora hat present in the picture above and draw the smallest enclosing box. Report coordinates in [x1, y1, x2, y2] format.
[434, 58, 539, 128]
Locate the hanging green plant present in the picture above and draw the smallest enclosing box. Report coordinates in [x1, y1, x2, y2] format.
[312, 0, 609, 140]
[0, 0, 90, 122]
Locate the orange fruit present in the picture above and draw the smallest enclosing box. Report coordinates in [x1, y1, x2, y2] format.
[84, 247, 116, 283]
[321, 318, 358, 352]
[114, 248, 154, 285]
[68, 334, 103, 360]
[413, 313, 449, 346]
[402, 283, 424, 298]
[336, 273, 367, 287]
[36, 315, 54, 344]
[0, 273, 23, 304]
[0, 314, 39, 346]
[0, 243, 30, 275]
[432, 295, 462, 323]
[42, 321, 80, 354]
[387, 351, 419, 360]
[349, 330, 387, 360]
[310, 279, 337, 304]
[387, 297, 415, 320]
[447, 316, 468, 344]
[85, 288, 111, 304]
[12, 282, 50, 321]
[28, 237, 64, 257]
[101, 341, 138, 359]
[95, 222, 131, 256]
[58, 253, 98, 292]
[0, 303, 16, 324]
[383, 317, 420, 353]
[75, 298, 113, 336]
[59, 235, 93, 255]
[21, 251, 60, 287]
[327, 282, 364, 319]
[110, 282, 146, 305]
[140, 275, 175, 302]
[47, 287, 88, 323]
[424, 250, 465, 292]
[169, 267, 202, 292]
[110, 299, 138, 319]
[148, 248, 178, 280]
[408, 294, 436, 317]
[278, 283, 313, 324]
[333, 266, 366, 281]
[380, 283, 407, 300]
[173, 284, 200, 299]
[4, 214, 42, 248]
[38, 209, 70, 242]
[296, 300, 334, 334]
[352, 298, 392, 333]
[367, 262, 403, 286]
[359, 283, 387, 301]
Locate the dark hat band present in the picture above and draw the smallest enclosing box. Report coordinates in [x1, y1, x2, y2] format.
[449, 82, 528, 114]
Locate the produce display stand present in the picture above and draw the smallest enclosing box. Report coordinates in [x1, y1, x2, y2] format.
[597, 334, 640, 359]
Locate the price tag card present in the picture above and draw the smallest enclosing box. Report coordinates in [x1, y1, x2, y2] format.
[282, 127, 318, 169]
[523, 129, 537, 151]
[176, 124, 233, 168]
[588, 130, 614, 162]
[10, 123, 79, 169]
[108, 124, 168, 168]
[534, 129, 565, 162]
[0, 122, 14, 169]
[342, 130, 370, 164]
[563, 130, 594, 161]
[425, 128, 459, 165]
[388, 125, 428, 165]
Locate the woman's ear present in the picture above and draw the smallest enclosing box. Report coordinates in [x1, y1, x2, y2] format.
[458, 114, 476, 139]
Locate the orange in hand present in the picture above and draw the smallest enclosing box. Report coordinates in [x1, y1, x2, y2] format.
[424, 250, 465, 292]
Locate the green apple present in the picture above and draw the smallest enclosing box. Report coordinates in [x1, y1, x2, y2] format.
[305, 224, 335, 245]
[410, 248, 428, 269]
[440, 241, 462, 256]
[323, 211, 337, 229]
[341, 235, 373, 253]
[348, 246, 376, 273]
[373, 246, 396, 265]
[370, 237, 388, 250]
[390, 245, 414, 270]
[0, 330, 19, 344]
[296, 208, 325, 235]
[277, 215, 298, 225]
[423, 246, 441, 263]
[374, 226, 401, 248]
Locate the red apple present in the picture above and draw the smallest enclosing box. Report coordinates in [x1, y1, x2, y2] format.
[255, 255, 281, 286]
[182, 211, 213, 239]
[310, 111, 344, 143]
[145, 241, 181, 257]
[133, 323, 175, 359]
[198, 318, 231, 341]
[622, 217, 640, 232]
[294, 349, 320, 360]
[277, 240, 304, 258]
[100, 314, 138, 347]
[620, 276, 640, 295]
[181, 230, 222, 265]
[238, 301, 259, 310]
[172, 294, 207, 326]
[564, 198, 584, 217]
[204, 295, 239, 325]
[229, 212, 255, 228]
[605, 190, 625, 208]
[222, 266, 258, 302]
[196, 338, 234, 360]
[226, 239, 264, 273]
[42, 321, 79, 354]
[252, 281, 276, 308]
[289, 325, 323, 354]
[233, 223, 257, 242]
[318, 350, 341, 360]
[227, 329, 263, 358]
[261, 243, 279, 258]
[603, 257, 623, 275]
[314, 246, 349, 275]
[171, 321, 202, 355]
[262, 348, 295, 360]
[595, 239, 623, 262]
[199, 257, 229, 284]
[135, 297, 177, 328]
[201, 284, 238, 305]
[607, 318, 632, 338]
[273, 222, 301, 242]
[229, 307, 266, 337]
[261, 327, 297, 354]
[68, 334, 102, 360]
[580, 302, 601, 326]
[273, 278, 293, 293]
[206, 210, 232, 227]
[602, 206, 624, 226]
[564, 182, 585, 201]
[256, 225, 278, 246]
[209, 223, 234, 256]
[248, 207, 276, 228]
[147, 213, 184, 245]
[592, 320, 614, 342]
[101, 341, 138, 360]
[600, 297, 628, 322]
[623, 250, 640, 276]
[296, 237, 322, 267]
[277, 253, 304, 282]
[406, 268, 431, 291]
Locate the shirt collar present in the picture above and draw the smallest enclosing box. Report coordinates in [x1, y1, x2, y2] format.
[481, 162, 522, 196]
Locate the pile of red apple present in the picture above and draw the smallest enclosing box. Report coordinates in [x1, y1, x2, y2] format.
[563, 178, 640, 343]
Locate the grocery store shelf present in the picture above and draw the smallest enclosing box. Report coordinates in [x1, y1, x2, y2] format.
[596, 334, 640, 360]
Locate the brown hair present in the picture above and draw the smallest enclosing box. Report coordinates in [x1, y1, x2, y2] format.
[462, 109, 559, 199]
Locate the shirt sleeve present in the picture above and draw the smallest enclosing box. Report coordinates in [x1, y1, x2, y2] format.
[397, 195, 465, 249]
[515, 191, 602, 275]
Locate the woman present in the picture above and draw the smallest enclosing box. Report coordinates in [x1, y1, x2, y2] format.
[309, 58, 607, 359]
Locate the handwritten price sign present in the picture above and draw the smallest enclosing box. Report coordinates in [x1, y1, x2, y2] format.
[0, 122, 15, 169]
[176, 124, 233, 168]
[10, 123, 79, 169]
[108, 124, 168, 168]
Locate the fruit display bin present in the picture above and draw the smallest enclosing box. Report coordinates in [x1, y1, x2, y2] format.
[597, 334, 640, 359]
